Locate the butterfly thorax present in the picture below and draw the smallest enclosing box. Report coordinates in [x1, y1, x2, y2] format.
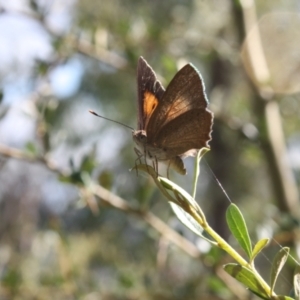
[133, 130, 169, 160]
[133, 129, 187, 175]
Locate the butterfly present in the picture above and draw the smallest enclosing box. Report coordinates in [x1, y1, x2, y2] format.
[132, 57, 213, 175]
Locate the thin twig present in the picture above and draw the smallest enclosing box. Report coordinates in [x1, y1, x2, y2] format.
[0, 144, 201, 258]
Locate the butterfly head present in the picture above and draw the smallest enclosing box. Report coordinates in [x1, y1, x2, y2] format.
[132, 130, 147, 147]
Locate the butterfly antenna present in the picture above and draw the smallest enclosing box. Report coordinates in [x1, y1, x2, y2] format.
[89, 110, 134, 131]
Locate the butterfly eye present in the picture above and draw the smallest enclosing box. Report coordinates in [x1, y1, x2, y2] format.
[134, 130, 147, 143]
[140, 133, 147, 142]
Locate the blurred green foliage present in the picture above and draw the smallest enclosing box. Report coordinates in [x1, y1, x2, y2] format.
[0, 0, 299, 299]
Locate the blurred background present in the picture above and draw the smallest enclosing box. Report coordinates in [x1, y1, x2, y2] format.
[0, 0, 299, 299]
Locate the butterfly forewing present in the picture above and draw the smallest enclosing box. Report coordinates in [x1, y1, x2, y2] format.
[137, 57, 165, 130]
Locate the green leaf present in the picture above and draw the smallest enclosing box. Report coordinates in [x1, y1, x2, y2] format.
[158, 176, 202, 213]
[133, 164, 180, 204]
[136, 163, 205, 221]
[134, 164, 214, 241]
[169, 201, 203, 236]
[36, 60, 50, 76]
[169, 201, 215, 244]
[270, 247, 290, 294]
[226, 204, 252, 258]
[251, 239, 270, 262]
[294, 264, 300, 299]
[224, 263, 270, 299]
[249, 292, 294, 300]
[59, 171, 83, 184]
[248, 289, 270, 300]
[80, 155, 97, 174]
[25, 142, 37, 156]
[159, 176, 174, 190]
[159, 177, 210, 235]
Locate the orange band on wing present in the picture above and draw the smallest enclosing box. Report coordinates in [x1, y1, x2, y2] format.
[143, 91, 158, 127]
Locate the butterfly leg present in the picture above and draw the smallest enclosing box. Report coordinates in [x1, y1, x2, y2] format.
[151, 159, 155, 171]
[151, 157, 159, 177]
[155, 157, 159, 176]
[134, 147, 152, 176]
[167, 160, 172, 179]
[144, 149, 150, 174]
[134, 147, 143, 176]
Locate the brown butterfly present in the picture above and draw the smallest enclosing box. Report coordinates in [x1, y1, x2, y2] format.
[133, 57, 213, 175]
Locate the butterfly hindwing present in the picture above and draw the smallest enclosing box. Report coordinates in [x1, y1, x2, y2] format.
[148, 108, 213, 157]
[146, 63, 210, 139]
